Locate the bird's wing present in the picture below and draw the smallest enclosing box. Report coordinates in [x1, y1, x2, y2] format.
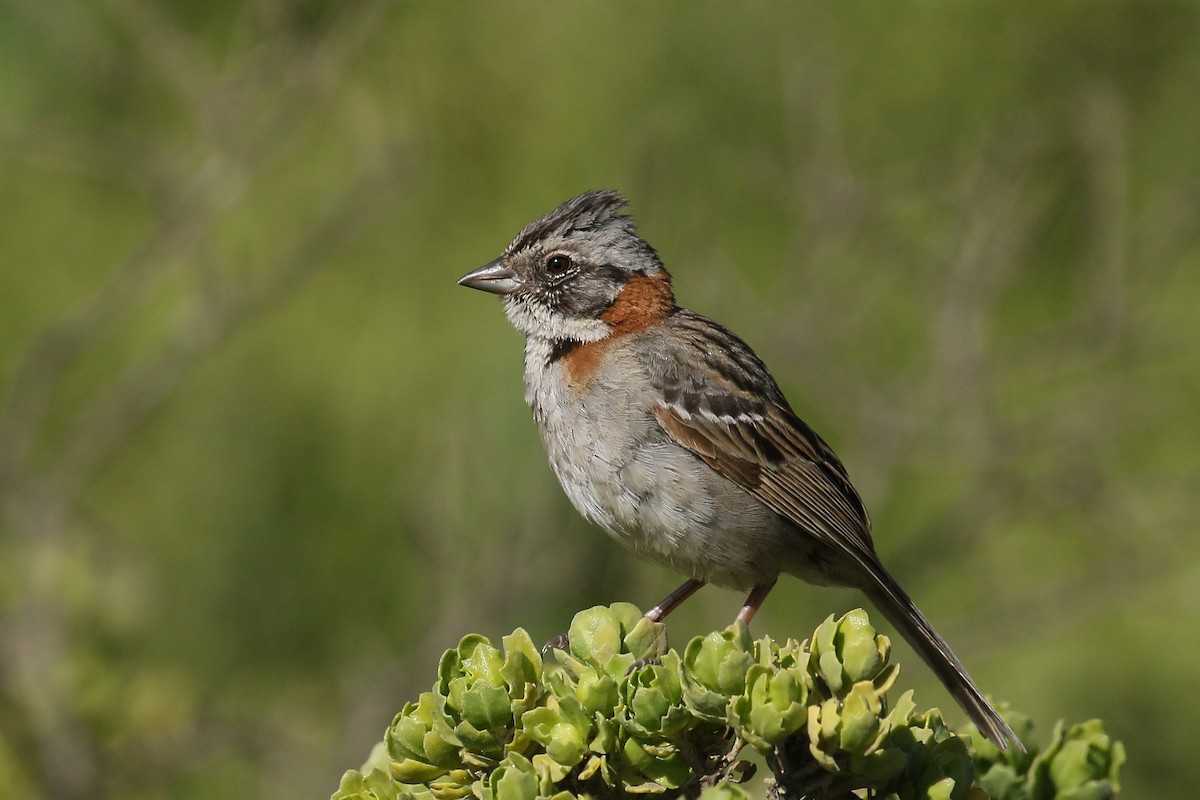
[640, 311, 875, 563]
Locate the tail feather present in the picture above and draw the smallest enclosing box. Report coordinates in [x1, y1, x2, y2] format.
[860, 562, 1024, 752]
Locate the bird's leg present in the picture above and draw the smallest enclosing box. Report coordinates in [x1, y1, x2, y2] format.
[548, 578, 706, 657]
[735, 579, 777, 625]
[645, 577, 706, 622]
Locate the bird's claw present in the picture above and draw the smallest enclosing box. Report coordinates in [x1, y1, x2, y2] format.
[541, 632, 570, 657]
[625, 657, 662, 675]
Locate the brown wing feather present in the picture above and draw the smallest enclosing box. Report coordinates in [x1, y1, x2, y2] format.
[654, 403, 876, 559]
[654, 406, 763, 490]
[642, 310, 875, 564]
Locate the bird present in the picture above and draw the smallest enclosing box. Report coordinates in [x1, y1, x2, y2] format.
[457, 189, 1020, 750]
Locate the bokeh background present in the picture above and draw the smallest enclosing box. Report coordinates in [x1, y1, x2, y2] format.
[1, 2, 1197, 798]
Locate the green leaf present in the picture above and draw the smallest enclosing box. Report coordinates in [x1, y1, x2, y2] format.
[332, 769, 403, 800]
[460, 636, 507, 688]
[681, 625, 756, 723]
[385, 694, 461, 771]
[837, 609, 884, 682]
[544, 726, 586, 767]
[621, 737, 692, 790]
[569, 606, 627, 667]
[619, 652, 690, 739]
[730, 663, 808, 751]
[838, 682, 883, 753]
[575, 668, 619, 716]
[1048, 720, 1123, 794]
[818, 650, 844, 696]
[429, 769, 474, 799]
[461, 682, 512, 731]
[624, 615, 669, 661]
[491, 757, 537, 800]
[388, 705, 431, 762]
[390, 758, 449, 784]
[520, 696, 590, 770]
[520, 706, 560, 743]
[501, 628, 543, 697]
[976, 763, 1021, 800]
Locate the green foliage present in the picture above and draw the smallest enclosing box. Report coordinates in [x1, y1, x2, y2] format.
[970, 716, 1125, 800]
[3, 4, 1192, 797]
[333, 607, 1122, 800]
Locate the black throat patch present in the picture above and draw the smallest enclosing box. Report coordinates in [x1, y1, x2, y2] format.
[547, 339, 581, 365]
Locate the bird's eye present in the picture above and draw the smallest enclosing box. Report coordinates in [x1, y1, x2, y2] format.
[545, 254, 574, 277]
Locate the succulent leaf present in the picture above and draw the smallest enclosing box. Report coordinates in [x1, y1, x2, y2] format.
[336, 606, 1122, 800]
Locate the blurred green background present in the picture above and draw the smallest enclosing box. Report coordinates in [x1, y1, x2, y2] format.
[1, 2, 1197, 797]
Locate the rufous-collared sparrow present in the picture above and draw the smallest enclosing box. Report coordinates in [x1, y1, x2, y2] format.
[458, 190, 1019, 749]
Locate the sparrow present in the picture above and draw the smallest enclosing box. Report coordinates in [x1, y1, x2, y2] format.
[457, 189, 1020, 749]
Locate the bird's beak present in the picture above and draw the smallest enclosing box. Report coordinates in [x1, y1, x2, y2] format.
[458, 259, 521, 295]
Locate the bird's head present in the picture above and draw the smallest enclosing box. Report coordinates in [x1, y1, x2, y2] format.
[458, 190, 675, 343]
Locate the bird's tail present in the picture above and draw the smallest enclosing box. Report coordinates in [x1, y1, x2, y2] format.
[860, 561, 1024, 751]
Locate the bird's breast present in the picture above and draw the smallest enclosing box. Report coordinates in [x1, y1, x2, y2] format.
[522, 335, 786, 590]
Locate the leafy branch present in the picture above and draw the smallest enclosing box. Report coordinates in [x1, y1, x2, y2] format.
[333, 606, 1122, 800]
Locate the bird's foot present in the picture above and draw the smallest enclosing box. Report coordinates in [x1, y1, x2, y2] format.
[626, 657, 663, 675]
[541, 632, 570, 657]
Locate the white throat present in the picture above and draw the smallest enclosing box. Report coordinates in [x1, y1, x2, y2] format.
[502, 295, 610, 343]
